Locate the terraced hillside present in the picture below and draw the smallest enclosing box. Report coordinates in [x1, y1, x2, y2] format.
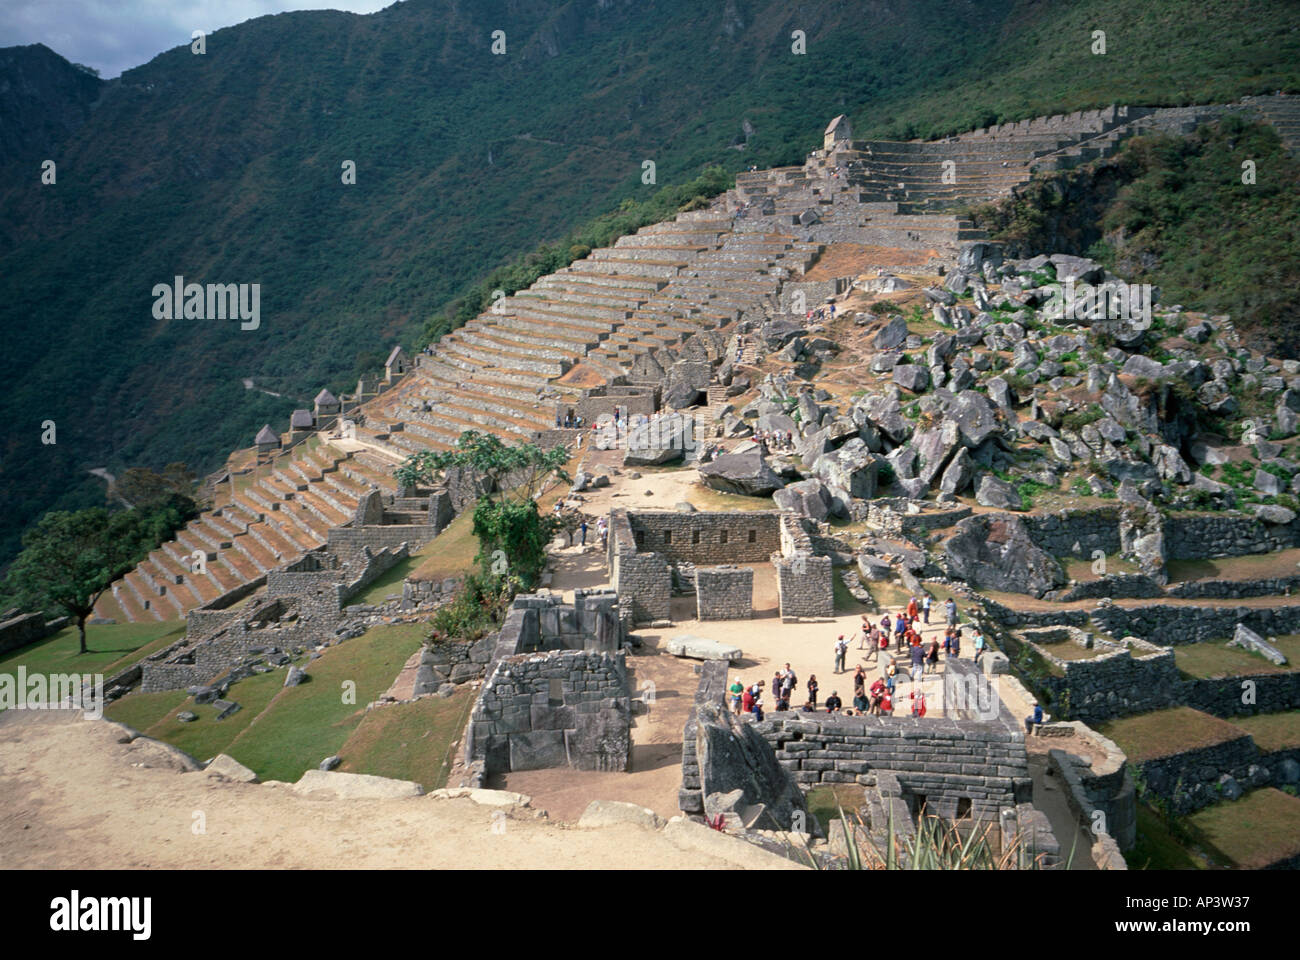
[93, 96, 1300, 623]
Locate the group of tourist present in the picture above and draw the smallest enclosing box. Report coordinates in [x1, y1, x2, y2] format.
[753, 429, 794, 454]
[729, 595, 992, 723]
[804, 301, 836, 324]
[557, 411, 586, 429]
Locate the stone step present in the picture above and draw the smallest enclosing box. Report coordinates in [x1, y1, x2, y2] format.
[501, 295, 633, 324]
[440, 335, 569, 377]
[566, 258, 684, 279]
[490, 313, 609, 346]
[534, 273, 666, 297]
[456, 327, 585, 362]
[122, 569, 171, 621]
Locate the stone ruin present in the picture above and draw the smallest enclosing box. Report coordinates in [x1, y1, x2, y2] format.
[605, 507, 834, 624]
[681, 660, 1063, 866]
[462, 590, 632, 785]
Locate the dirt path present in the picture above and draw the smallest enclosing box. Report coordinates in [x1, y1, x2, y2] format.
[0, 710, 796, 870]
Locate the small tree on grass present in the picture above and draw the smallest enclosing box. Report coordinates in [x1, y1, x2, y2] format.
[395, 431, 569, 593]
[2, 508, 149, 654]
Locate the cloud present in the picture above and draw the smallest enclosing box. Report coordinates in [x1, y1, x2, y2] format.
[0, 1, 398, 78]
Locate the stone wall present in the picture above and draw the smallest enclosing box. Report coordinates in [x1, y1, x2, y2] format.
[774, 555, 834, 619]
[866, 500, 972, 540]
[1021, 628, 1183, 725]
[625, 509, 781, 564]
[1165, 513, 1300, 560]
[695, 565, 753, 620]
[679, 662, 1030, 824]
[1137, 733, 1266, 815]
[1089, 602, 1300, 645]
[1020, 508, 1122, 557]
[572, 385, 658, 424]
[775, 514, 834, 619]
[466, 649, 630, 775]
[757, 713, 1030, 823]
[679, 660, 730, 814]
[0, 612, 57, 656]
[326, 524, 432, 557]
[607, 510, 670, 624]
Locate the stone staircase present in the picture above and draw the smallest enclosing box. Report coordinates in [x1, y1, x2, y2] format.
[97, 441, 395, 622]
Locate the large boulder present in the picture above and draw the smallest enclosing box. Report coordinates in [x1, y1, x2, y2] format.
[694, 700, 809, 833]
[974, 474, 1022, 511]
[855, 393, 911, 444]
[1227, 624, 1288, 666]
[699, 450, 785, 497]
[942, 515, 1066, 597]
[773, 478, 833, 520]
[666, 635, 743, 662]
[811, 441, 880, 499]
[874, 314, 909, 350]
[944, 390, 1001, 448]
[912, 420, 963, 486]
[893, 364, 930, 394]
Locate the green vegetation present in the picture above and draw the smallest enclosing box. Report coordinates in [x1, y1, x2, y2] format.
[420, 167, 731, 345]
[2, 0, 1296, 570]
[975, 115, 1300, 355]
[0, 619, 186, 691]
[1228, 710, 1300, 754]
[1126, 801, 1204, 870]
[336, 691, 475, 790]
[1184, 788, 1300, 869]
[1173, 636, 1300, 679]
[1099, 707, 1247, 763]
[0, 505, 195, 653]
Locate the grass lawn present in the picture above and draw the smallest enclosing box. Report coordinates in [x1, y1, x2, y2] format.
[1124, 802, 1206, 870]
[1227, 710, 1300, 754]
[104, 688, 190, 732]
[805, 783, 869, 835]
[131, 667, 292, 764]
[1185, 788, 1300, 869]
[833, 576, 872, 614]
[1166, 547, 1300, 583]
[1099, 707, 1248, 764]
[336, 689, 475, 790]
[352, 534, 447, 606]
[409, 509, 481, 584]
[1037, 641, 1110, 662]
[0, 620, 187, 691]
[219, 622, 426, 783]
[1173, 636, 1300, 679]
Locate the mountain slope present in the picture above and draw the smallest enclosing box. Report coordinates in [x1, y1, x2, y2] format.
[0, 0, 1296, 567]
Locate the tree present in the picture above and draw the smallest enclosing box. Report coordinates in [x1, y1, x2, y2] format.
[116, 462, 197, 508]
[395, 431, 569, 503]
[2, 509, 149, 654]
[395, 431, 570, 593]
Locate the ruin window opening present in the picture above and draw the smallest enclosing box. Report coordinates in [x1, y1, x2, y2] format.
[956, 797, 973, 820]
[720, 530, 728, 545]
[548, 678, 563, 706]
[663, 531, 672, 545]
[748, 529, 756, 543]
[692, 530, 700, 544]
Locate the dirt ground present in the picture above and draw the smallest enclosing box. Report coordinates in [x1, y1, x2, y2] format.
[0, 710, 794, 870]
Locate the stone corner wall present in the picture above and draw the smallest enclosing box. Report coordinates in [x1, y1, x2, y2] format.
[696, 565, 753, 620]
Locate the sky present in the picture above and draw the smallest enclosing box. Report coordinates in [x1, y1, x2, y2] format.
[0, 1, 399, 78]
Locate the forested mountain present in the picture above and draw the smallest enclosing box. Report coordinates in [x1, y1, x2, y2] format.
[0, 0, 1295, 566]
